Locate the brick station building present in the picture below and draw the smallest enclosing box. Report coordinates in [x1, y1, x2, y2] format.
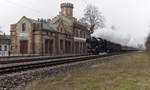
[10, 3, 90, 55]
[0, 34, 10, 56]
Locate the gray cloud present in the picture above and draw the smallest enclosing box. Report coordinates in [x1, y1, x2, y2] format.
[0, 0, 150, 47]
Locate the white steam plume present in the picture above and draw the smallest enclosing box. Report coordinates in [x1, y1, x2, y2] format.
[91, 27, 131, 46]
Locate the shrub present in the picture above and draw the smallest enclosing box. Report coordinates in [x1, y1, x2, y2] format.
[146, 35, 150, 54]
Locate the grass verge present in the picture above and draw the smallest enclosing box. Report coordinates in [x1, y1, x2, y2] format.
[26, 52, 150, 90]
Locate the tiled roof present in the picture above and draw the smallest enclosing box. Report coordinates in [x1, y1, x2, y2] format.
[27, 18, 40, 23]
[0, 35, 10, 40]
[0, 35, 10, 45]
[27, 17, 57, 32]
[43, 24, 57, 32]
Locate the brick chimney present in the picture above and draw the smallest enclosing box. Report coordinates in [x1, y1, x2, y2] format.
[61, 3, 74, 17]
[10, 24, 17, 31]
[47, 19, 51, 24]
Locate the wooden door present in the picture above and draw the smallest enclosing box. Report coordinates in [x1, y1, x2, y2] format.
[20, 40, 28, 54]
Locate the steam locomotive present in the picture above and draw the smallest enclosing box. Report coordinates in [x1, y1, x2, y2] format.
[86, 37, 129, 55]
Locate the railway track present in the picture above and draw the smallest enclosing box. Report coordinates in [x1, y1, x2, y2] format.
[0, 54, 87, 64]
[0, 51, 134, 75]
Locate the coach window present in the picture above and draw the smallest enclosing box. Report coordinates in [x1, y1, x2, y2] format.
[22, 23, 26, 32]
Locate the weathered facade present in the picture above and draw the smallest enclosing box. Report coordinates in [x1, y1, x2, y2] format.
[0, 35, 10, 56]
[10, 3, 89, 55]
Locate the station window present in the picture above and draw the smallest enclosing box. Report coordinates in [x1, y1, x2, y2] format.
[0, 45, 1, 51]
[76, 30, 78, 37]
[80, 31, 82, 38]
[60, 28, 63, 33]
[4, 46, 7, 51]
[84, 32, 86, 38]
[60, 40, 63, 50]
[22, 23, 26, 32]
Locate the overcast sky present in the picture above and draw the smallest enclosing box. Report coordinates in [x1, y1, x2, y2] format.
[0, 0, 150, 47]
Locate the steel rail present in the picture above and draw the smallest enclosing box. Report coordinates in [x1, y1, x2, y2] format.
[0, 52, 128, 75]
[0, 54, 87, 64]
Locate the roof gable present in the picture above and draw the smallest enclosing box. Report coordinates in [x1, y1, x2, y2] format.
[16, 16, 32, 25]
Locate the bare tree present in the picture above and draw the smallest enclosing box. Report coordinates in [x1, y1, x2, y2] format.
[0, 26, 3, 35]
[80, 5, 105, 34]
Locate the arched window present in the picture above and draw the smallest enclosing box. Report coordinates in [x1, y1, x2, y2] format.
[4, 45, 7, 51]
[80, 31, 82, 38]
[22, 23, 26, 32]
[76, 30, 78, 37]
[84, 32, 86, 38]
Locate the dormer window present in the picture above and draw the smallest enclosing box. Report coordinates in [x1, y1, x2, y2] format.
[22, 23, 26, 32]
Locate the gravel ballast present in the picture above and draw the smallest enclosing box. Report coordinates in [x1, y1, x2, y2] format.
[0, 53, 131, 90]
